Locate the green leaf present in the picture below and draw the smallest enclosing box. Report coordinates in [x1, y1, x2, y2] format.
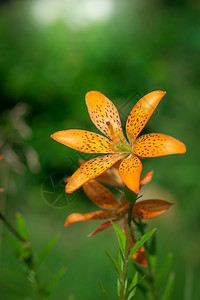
[105, 250, 122, 280]
[146, 291, 155, 300]
[44, 267, 66, 293]
[124, 186, 137, 204]
[98, 279, 110, 300]
[148, 232, 157, 272]
[155, 252, 172, 290]
[117, 249, 124, 296]
[161, 272, 175, 300]
[127, 272, 138, 300]
[117, 278, 121, 297]
[6, 237, 24, 256]
[36, 235, 59, 267]
[111, 221, 126, 253]
[126, 273, 146, 300]
[15, 213, 29, 241]
[128, 228, 156, 260]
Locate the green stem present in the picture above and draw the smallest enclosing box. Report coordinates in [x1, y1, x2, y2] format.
[0, 211, 26, 242]
[119, 202, 134, 300]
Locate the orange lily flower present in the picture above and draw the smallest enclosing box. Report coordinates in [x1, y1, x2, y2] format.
[65, 169, 172, 267]
[51, 91, 186, 194]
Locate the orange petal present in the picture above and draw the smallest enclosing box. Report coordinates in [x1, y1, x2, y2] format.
[140, 170, 154, 188]
[0, 188, 4, 193]
[83, 180, 120, 209]
[132, 199, 173, 219]
[51, 129, 116, 153]
[78, 158, 124, 187]
[96, 165, 124, 187]
[64, 210, 116, 227]
[66, 153, 126, 193]
[133, 133, 186, 157]
[85, 91, 127, 145]
[119, 155, 142, 194]
[88, 217, 121, 237]
[0, 155, 3, 160]
[126, 91, 166, 143]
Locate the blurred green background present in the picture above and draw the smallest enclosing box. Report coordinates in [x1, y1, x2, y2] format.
[0, 0, 200, 299]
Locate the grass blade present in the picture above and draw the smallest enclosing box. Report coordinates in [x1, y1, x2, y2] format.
[161, 272, 175, 300]
[155, 252, 172, 290]
[98, 279, 110, 300]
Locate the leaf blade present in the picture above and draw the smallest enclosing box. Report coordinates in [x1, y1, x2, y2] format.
[111, 221, 126, 253]
[36, 235, 59, 267]
[98, 279, 111, 300]
[128, 228, 156, 260]
[105, 250, 122, 280]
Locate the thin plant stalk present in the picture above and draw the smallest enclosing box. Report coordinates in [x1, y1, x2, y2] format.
[119, 202, 134, 300]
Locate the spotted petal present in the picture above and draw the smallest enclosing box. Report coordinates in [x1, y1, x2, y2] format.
[66, 153, 126, 193]
[126, 91, 166, 143]
[119, 155, 142, 194]
[64, 210, 116, 227]
[133, 133, 186, 157]
[85, 91, 127, 145]
[132, 199, 173, 219]
[83, 180, 120, 209]
[51, 129, 116, 153]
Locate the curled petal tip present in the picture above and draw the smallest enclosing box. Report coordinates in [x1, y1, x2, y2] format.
[65, 184, 74, 194]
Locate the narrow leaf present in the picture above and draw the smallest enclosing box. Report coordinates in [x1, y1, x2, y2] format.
[45, 267, 66, 293]
[129, 229, 156, 260]
[16, 213, 29, 241]
[36, 235, 59, 267]
[161, 272, 175, 300]
[117, 278, 121, 297]
[111, 221, 126, 253]
[127, 272, 138, 300]
[98, 279, 110, 300]
[148, 232, 157, 271]
[105, 250, 122, 280]
[6, 237, 24, 256]
[155, 252, 172, 290]
[126, 273, 147, 300]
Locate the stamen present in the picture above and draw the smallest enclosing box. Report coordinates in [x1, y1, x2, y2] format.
[106, 121, 120, 145]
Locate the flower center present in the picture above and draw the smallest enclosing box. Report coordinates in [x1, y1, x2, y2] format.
[106, 121, 131, 152]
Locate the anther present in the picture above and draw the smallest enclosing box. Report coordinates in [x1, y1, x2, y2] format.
[106, 120, 120, 145]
